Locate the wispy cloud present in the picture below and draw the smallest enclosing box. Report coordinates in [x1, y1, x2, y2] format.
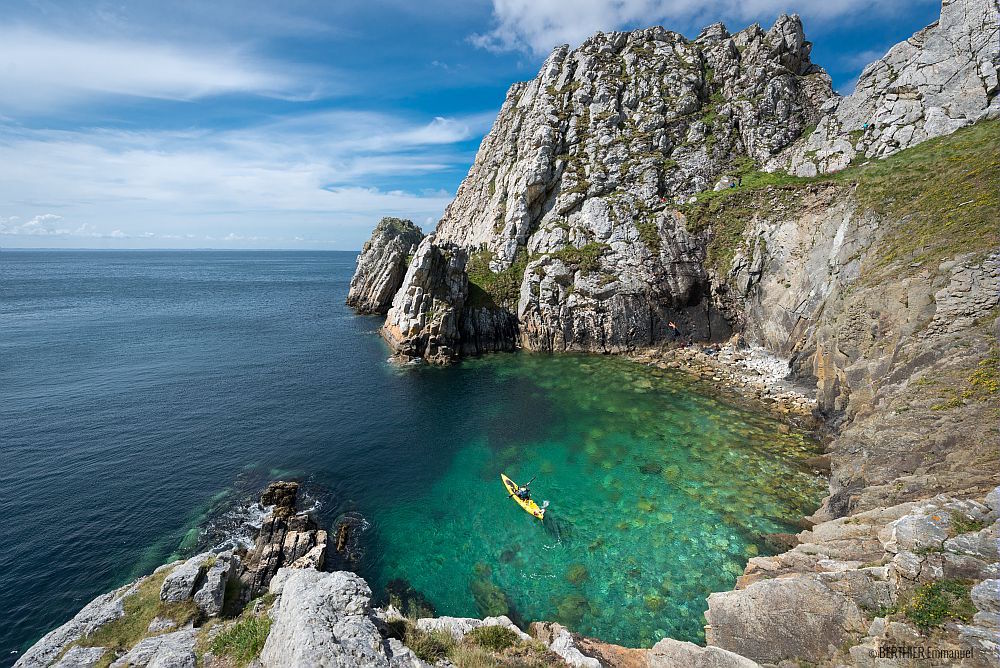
[0, 27, 326, 111]
[471, 0, 935, 55]
[0, 109, 494, 247]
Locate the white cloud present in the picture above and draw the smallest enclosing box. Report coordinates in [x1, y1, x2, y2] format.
[471, 0, 933, 55]
[0, 27, 322, 110]
[0, 109, 492, 248]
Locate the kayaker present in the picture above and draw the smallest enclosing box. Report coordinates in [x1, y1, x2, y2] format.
[516, 485, 531, 501]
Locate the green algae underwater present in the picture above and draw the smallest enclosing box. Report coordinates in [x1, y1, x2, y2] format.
[369, 352, 826, 647]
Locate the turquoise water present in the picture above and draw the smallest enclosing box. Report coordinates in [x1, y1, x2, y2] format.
[1, 250, 825, 663]
[370, 355, 825, 646]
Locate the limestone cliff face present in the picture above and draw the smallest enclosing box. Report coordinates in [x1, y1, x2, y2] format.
[431, 15, 829, 354]
[346, 217, 423, 315]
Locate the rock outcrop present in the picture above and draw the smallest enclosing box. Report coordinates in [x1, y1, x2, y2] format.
[381, 234, 470, 363]
[239, 480, 327, 599]
[772, 0, 1000, 176]
[14, 578, 149, 668]
[260, 569, 390, 667]
[706, 490, 1000, 666]
[347, 217, 424, 314]
[350, 0, 997, 366]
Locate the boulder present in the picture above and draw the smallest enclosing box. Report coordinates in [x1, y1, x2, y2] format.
[528, 622, 601, 668]
[972, 579, 1000, 616]
[415, 615, 530, 642]
[647, 637, 760, 668]
[193, 551, 238, 617]
[52, 647, 107, 668]
[160, 552, 214, 603]
[260, 569, 388, 667]
[705, 575, 866, 664]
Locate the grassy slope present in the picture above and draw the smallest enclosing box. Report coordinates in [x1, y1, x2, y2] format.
[682, 119, 1000, 277]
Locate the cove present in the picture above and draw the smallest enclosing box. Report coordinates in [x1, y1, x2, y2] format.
[0, 250, 825, 661]
[362, 354, 826, 647]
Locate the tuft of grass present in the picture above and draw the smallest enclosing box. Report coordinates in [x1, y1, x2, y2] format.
[636, 218, 661, 252]
[962, 353, 999, 401]
[949, 512, 987, 537]
[405, 627, 456, 662]
[465, 625, 519, 652]
[546, 242, 609, 274]
[449, 644, 500, 668]
[899, 579, 976, 631]
[209, 615, 272, 667]
[74, 570, 199, 667]
[466, 248, 528, 310]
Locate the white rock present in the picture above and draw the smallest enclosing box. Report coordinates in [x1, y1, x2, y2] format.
[259, 569, 389, 668]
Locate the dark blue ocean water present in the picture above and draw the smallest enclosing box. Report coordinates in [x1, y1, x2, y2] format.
[0, 251, 823, 664]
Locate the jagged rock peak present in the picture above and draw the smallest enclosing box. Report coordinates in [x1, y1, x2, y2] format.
[346, 217, 424, 315]
[419, 11, 828, 357]
[771, 0, 1000, 175]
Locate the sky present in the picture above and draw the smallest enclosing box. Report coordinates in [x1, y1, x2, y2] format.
[0, 0, 943, 250]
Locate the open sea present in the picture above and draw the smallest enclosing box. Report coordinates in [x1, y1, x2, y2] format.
[0, 250, 826, 665]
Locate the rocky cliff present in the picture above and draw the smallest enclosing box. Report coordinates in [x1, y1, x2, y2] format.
[353, 0, 998, 365]
[347, 217, 424, 315]
[338, 0, 1000, 664]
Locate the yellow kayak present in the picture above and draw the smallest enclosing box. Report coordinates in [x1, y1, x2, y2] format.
[501, 474, 545, 520]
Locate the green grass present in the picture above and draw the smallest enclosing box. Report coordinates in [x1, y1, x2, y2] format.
[378, 217, 418, 236]
[679, 119, 1000, 276]
[636, 218, 661, 252]
[393, 619, 554, 668]
[208, 615, 272, 667]
[465, 625, 519, 652]
[899, 580, 976, 631]
[405, 626, 456, 662]
[962, 353, 999, 401]
[949, 512, 987, 537]
[547, 242, 609, 273]
[849, 120, 1000, 276]
[466, 248, 528, 310]
[77, 570, 200, 667]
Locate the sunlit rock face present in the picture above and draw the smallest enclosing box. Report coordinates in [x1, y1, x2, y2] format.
[346, 217, 424, 315]
[428, 15, 829, 354]
[770, 0, 1000, 176]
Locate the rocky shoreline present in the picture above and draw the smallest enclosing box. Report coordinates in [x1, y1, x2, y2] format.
[16, 476, 1000, 668]
[629, 340, 819, 425]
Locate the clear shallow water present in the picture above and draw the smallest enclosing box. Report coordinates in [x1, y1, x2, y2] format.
[0, 250, 825, 664]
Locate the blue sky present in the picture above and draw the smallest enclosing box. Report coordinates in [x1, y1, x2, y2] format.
[0, 0, 942, 249]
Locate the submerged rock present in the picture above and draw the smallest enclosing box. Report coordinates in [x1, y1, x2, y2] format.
[385, 578, 436, 619]
[347, 217, 424, 315]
